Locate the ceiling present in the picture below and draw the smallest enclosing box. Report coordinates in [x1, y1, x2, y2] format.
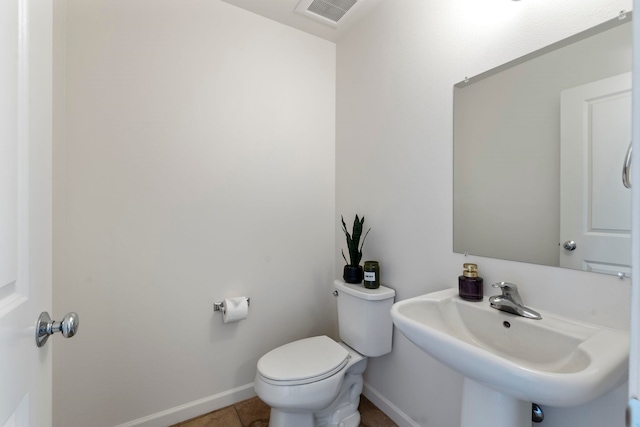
[220, 0, 387, 42]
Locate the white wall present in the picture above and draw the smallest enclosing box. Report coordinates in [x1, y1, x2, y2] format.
[336, 1, 632, 426]
[53, 1, 335, 426]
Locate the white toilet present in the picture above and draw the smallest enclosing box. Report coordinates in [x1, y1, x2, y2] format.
[254, 280, 396, 427]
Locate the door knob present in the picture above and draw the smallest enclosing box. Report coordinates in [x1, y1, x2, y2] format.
[562, 240, 577, 251]
[36, 311, 80, 348]
[623, 142, 632, 189]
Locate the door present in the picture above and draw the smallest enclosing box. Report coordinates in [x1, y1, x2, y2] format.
[559, 72, 632, 276]
[0, 0, 53, 426]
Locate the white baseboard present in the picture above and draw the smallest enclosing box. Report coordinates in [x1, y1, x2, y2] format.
[113, 381, 415, 427]
[363, 382, 420, 427]
[113, 383, 256, 427]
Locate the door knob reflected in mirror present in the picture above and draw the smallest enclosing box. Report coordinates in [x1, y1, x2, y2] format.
[563, 240, 577, 251]
[36, 311, 80, 347]
[623, 142, 632, 189]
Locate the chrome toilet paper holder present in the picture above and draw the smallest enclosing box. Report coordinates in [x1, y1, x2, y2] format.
[214, 297, 250, 314]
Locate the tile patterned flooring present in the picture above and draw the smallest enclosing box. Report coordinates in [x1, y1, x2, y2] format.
[171, 395, 398, 427]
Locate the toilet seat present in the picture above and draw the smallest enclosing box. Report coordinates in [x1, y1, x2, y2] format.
[257, 336, 349, 386]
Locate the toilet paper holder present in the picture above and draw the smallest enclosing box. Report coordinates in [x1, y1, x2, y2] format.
[213, 297, 250, 314]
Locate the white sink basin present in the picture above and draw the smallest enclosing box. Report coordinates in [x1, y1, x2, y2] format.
[391, 289, 628, 414]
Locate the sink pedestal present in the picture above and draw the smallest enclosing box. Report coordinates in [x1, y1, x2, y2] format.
[461, 379, 530, 427]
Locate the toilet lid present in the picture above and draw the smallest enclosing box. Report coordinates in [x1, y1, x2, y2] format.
[257, 336, 349, 384]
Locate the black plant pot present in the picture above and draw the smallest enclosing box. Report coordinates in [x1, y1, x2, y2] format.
[343, 265, 364, 284]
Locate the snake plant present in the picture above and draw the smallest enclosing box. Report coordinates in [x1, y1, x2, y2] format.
[341, 215, 371, 266]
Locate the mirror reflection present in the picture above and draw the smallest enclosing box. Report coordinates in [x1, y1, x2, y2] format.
[453, 14, 632, 276]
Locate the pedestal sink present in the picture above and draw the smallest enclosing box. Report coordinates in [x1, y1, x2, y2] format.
[390, 288, 629, 427]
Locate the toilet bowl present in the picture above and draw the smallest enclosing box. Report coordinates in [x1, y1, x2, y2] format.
[255, 336, 366, 427]
[254, 280, 395, 427]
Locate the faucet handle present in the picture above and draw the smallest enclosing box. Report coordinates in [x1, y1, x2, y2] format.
[492, 281, 518, 292]
[492, 282, 523, 305]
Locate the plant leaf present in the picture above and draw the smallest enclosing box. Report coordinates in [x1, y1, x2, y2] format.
[340, 214, 369, 266]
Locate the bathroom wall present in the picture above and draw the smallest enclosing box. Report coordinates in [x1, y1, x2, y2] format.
[336, 0, 631, 426]
[52, 1, 335, 426]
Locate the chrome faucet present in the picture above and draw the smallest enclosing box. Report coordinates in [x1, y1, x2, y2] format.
[489, 282, 542, 320]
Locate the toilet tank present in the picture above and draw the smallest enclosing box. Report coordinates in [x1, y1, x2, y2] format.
[334, 280, 396, 357]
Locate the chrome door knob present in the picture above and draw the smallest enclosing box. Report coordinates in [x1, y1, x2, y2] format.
[562, 240, 577, 251]
[36, 311, 80, 347]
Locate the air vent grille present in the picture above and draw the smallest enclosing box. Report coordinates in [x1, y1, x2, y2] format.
[306, 0, 357, 23]
[295, 0, 360, 27]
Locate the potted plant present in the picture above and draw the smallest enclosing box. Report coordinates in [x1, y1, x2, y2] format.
[341, 214, 371, 284]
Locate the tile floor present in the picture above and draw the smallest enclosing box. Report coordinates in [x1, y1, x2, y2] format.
[170, 395, 397, 427]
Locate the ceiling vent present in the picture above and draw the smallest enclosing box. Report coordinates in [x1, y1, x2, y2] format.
[295, 0, 361, 28]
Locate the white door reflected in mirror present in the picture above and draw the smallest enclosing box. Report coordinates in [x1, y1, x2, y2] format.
[560, 72, 632, 275]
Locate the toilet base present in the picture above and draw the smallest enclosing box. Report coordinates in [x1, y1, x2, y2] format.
[269, 410, 315, 427]
[266, 363, 365, 427]
[268, 409, 359, 427]
[314, 369, 363, 427]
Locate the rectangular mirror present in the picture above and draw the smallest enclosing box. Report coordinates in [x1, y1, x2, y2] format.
[453, 13, 632, 276]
